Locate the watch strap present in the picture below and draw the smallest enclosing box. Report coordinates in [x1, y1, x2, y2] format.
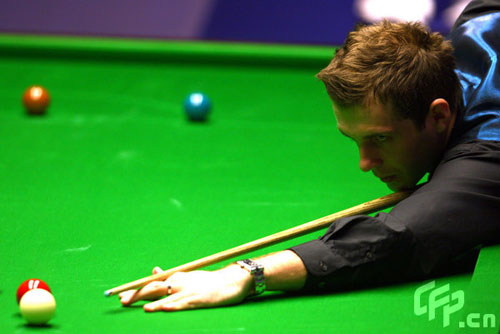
[236, 259, 266, 296]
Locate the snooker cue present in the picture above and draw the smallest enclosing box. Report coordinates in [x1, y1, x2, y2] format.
[105, 189, 413, 297]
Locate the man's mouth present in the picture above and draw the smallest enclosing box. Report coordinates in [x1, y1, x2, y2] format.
[380, 175, 396, 183]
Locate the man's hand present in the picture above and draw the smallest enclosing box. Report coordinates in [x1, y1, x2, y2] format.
[119, 265, 253, 312]
[118, 250, 307, 312]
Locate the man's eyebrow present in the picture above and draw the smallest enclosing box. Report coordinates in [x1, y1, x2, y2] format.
[337, 127, 394, 140]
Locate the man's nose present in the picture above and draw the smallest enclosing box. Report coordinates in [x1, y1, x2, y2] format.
[358, 146, 382, 172]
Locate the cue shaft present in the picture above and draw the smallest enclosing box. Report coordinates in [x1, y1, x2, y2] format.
[105, 189, 413, 297]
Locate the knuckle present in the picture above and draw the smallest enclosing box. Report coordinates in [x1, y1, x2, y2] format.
[169, 272, 185, 281]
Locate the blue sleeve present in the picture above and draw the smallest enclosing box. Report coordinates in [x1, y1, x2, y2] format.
[449, 3, 500, 143]
[452, 0, 500, 30]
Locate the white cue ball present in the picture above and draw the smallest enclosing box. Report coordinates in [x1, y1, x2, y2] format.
[19, 288, 56, 325]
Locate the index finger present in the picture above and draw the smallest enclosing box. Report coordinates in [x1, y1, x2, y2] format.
[119, 280, 169, 306]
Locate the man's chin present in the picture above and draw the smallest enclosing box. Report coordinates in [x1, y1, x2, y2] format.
[383, 178, 416, 192]
[386, 182, 402, 191]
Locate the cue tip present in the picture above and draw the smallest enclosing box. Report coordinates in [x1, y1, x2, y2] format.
[104, 290, 112, 297]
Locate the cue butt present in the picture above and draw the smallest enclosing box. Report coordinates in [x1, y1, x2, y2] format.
[105, 188, 415, 297]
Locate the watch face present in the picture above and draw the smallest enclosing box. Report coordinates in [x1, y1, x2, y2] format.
[238, 260, 263, 274]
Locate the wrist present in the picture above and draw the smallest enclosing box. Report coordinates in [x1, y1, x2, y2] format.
[221, 263, 255, 297]
[235, 259, 266, 296]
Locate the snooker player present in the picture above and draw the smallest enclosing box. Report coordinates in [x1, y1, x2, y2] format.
[119, 0, 500, 311]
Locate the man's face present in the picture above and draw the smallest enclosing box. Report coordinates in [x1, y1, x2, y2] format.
[334, 101, 442, 191]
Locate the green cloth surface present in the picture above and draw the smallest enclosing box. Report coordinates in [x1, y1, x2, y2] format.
[0, 34, 490, 333]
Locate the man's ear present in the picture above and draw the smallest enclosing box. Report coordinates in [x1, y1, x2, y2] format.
[427, 98, 452, 133]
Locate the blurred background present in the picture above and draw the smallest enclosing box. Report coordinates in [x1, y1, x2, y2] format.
[0, 0, 471, 45]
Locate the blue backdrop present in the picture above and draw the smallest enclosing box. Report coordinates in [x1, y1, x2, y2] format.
[0, 0, 465, 45]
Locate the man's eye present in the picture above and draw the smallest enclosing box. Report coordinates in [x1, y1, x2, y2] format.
[374, 135, 388, 143]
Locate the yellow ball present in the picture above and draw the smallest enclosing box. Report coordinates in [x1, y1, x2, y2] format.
[19, 289, 56, 325]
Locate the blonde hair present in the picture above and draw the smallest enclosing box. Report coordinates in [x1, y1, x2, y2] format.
[317, 21, 462, 127]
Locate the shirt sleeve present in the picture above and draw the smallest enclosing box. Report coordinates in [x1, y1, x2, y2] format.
[290, 140, 500, 292]
[452, 0, 500, 30]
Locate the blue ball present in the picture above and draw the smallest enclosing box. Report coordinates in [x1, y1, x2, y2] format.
[184, 93, 211, 122]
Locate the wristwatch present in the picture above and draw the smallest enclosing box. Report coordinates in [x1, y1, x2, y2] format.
[236, 259, 266, 296]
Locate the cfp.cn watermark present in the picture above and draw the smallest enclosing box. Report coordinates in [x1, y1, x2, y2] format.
[414, 280, 497, 329]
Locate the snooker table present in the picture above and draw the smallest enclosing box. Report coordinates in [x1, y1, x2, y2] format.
[0, 34, 499, 334]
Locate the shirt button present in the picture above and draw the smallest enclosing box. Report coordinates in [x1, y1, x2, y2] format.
[319, 261, 328, 272]
[366, 251, 373, 259]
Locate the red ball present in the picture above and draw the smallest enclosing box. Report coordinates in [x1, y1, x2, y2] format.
[16, 278, 51, 304]
[22, 86, 50, 115]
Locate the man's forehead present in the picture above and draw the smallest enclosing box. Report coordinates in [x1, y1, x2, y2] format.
[333, 99, 397, 117]
[332, 102, 399, 137]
